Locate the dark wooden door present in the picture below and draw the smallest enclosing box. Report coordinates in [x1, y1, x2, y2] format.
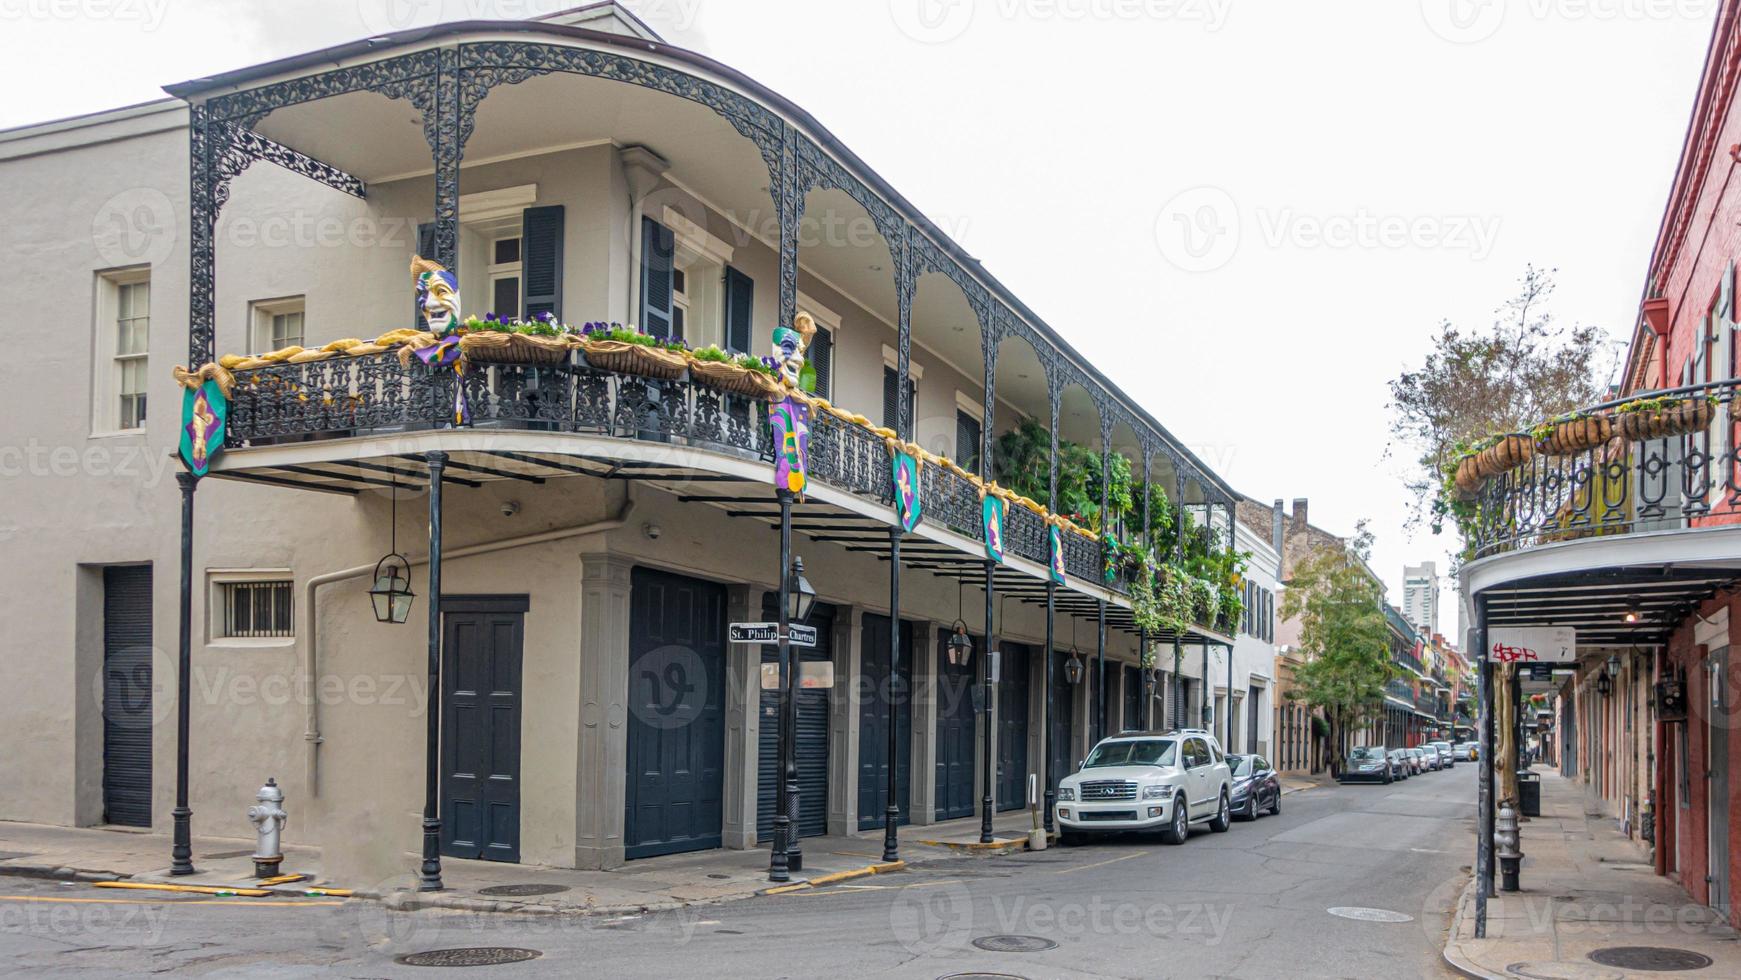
[102, 565, 153, 828]
[1123, 664, 1143, 732]
[626, 568, 727, 859]
[934, 627, 979, 821]
[858, 614, 912, 830]
[440, 596, 525, 862]
[758, 601, 832, 841]
[1048, 650, 1077, 793]
[996, 643, 1030, 811]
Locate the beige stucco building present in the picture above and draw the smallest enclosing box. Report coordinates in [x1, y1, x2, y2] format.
[0, 4, 1245, 882]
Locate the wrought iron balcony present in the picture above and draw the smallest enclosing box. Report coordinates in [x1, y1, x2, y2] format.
[224, 350, 1123, 592]
[1468, 378, 1740, 559]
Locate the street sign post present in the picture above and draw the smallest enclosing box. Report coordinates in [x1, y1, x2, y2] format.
[730, 622, 817, 647]
[1488, 627, 1576, 664]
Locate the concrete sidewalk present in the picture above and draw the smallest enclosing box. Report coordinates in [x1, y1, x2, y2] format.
[0, 809, 1044, 917]
[1443, 769, 1741, 979]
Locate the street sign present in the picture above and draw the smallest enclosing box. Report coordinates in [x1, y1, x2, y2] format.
[759, 661, 836, 690]
[729, 622, 817, 647]
[1488, 627, 1576, 664]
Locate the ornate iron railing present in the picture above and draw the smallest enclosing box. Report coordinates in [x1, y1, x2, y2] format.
[1471, 378, 1741, 559]
[225, 351, 1128, 594]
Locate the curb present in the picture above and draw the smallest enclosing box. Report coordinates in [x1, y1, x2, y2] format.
[0, 864, 124, 883]
[759, 860, 906, 896]
[1440, 878, 1503, 980]
[914, 837, 1032, 853]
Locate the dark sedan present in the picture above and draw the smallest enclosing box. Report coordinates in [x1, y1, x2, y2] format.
[1228, 754, 1282, 819]
[1338, 745, 1393, 784]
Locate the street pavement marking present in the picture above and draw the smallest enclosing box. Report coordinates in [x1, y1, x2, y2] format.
[0, 895, 342, 907]
[1056, 850, 1148, 874]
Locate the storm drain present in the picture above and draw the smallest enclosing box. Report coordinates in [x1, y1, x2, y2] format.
[1587, 947, 1714, 972]
[395, 947, 542, 967]
[476, 883, 570, 897]
[971, 936, 1058, 953]
[1326, 907, 1414, 923]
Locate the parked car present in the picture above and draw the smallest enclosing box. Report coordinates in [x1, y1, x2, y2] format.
[1339, 745, 1393, 784]
[1389, 748, 1413, 779]
[1055, 731, 1233, 846]
[1429, 740, 1455, 768]
[1413, 747, 1439, 773]
[1227, 754, 1282, 819]
[1455, 741, 1478, 761]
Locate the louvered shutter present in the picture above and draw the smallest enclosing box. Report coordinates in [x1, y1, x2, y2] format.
[882, 366, 899, 430]
[413, 223, 435, 329]
[956, 410, 982, 476]
[809, 326, 833, 399]
[640, 216, 676, 339]
[521, 205, 564, 322]
[723, 266, 753, 354]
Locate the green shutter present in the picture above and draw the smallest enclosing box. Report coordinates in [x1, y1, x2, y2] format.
[521, 205, 564, 322]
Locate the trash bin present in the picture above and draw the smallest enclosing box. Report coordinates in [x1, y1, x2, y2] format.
[1518, 770, 1541, 817]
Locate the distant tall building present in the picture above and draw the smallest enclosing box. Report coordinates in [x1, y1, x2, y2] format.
[1403, 562, 1439, 637]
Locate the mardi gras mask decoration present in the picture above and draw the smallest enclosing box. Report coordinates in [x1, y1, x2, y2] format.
[411, 255, 461, 337]
[772, 312, 817, 388]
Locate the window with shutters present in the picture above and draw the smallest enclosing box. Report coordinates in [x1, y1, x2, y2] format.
[808, 325, 833, 398]
[644, 208, 734, 346]
[882, 366, 916, 434]
[94, 268, 150, 433]
[215, 579, 294, 639]
[956, 410, 982, 476]
[724, 266, 754, 356]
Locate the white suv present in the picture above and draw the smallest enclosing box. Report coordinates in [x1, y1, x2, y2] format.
[1055, 731, 1233, 845]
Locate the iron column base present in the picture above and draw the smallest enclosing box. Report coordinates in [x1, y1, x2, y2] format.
[169, 807, 195, 876]
[417, 817, 444, 891]
[882, 805, 900, 864]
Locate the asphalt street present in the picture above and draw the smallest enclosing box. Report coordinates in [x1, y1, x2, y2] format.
[0, 768, 1475, 979]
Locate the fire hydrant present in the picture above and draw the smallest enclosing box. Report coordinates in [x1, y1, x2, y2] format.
[1496, 801, 1523, 892]
[247, 778, 287, 879]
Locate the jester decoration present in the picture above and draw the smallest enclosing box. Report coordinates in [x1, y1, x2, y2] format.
[769, 312, 817, 495]
[411, 255, 469, 426]
[982, 492, 1006, 564]
[891, 449, 923, 532]
[1048, 524, 1066, 584]
[178, 377, 228, 477]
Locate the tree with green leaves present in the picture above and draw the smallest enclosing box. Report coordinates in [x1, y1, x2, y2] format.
[1386, 266, 1612, 542]
[1280, 525, 1393, 773]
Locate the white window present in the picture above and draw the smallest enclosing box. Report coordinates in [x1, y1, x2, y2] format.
[95, 268, 150, 432]
[215, 574, 299, 644]
[250, 296, 305, 352]
[489, 235, 522, 319]
[663, 205, 733, 349]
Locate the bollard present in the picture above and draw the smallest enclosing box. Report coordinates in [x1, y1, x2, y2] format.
[247, 778, 288, 879]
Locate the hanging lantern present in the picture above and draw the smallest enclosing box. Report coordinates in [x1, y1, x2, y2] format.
[947, 621, 973, 667]
[370, 553, 416, 624]
[1065, 650, 1085, 686]
[369, 478, 415, 624]
[1595, 672, 1613, 698]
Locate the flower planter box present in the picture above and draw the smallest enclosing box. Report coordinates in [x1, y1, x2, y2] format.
[460, 331, 571, 365]
[1534, 415, 1613, 457]
[688, 359, 785, 400]
[580, 339, 688, 380]
[1616, 397, 1716, 441]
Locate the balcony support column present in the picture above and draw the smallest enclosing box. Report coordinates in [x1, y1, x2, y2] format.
[1140, 444, 1154, 729]
[1041, 367, 1062, 829]
[896, 225, 914, 441]
[1096, 417, 1112, 744]
[777, 122, 799, 337]
[432, 49, 462, 273]
[418, 450, 447, 892]
[1475, 591, 1494, 935]
[170, 472, 198, 876]
[980, 560, 996, 845]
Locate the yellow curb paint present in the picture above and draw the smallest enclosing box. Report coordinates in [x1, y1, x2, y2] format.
[762, 883, 812, 895]
[0, 895, 341, 908]
[95, 881, 272, 897]
[256, 874, 308, 885]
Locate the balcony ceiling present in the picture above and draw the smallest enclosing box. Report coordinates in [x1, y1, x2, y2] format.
[1482, 566, 1741, 647]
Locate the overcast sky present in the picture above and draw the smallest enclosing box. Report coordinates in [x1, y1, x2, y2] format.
[1, 0, 1719, 635]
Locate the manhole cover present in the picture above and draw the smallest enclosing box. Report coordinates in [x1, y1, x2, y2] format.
[1587, 947, 1714, 971]
[395, 947, 542, 967]
[971, 935, 1058, 953]
[1326, 907, 1414, 923]
[476, 883, 570, 897]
